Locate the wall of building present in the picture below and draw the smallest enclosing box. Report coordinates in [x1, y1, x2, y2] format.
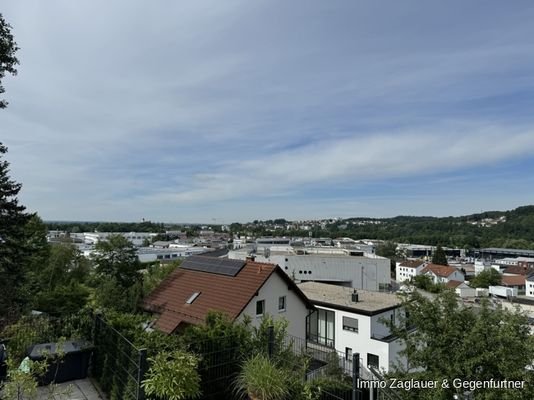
[230, 251, 390, 291]
[238, 271, 309, 339]
[312, 304, 403, 373]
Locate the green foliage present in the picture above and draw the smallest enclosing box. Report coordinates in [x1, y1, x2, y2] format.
[0, 358, 47, 400]
[142, 350, 201, 400]
[388, 290, 534, 399]
[469, 268, 502, 288]
[93, 234, 142, 288]
[142, 261, 179, 297]
[0, 13, 19, 109]
[1, 314, 93, 364]
[93, 277, 143, 313]
[308, 376, 352, 398]
[410, 275, 444, 293]
[234, 353, 290, 400]
[35, 282, 90, 316]
[431, 245, 448, 266]
[0, 143, 32, 320]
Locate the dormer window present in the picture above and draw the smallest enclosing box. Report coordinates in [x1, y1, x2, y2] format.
[186, 292, 201, 304]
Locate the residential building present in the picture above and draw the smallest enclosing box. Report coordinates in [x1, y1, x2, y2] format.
[421, 264, 465, 284]
[396, 259, 426, 282]
[142, 256, 314, 338]
[526, 275, 534, 298]
[501, 275, 526, 294]
[446, 280, 476, 298]
[298, 282, 407, 373]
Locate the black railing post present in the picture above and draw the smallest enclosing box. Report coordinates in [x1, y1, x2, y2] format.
[267, 326, 275, 357]
[352, 353, 360, 400]
[137, 348, 148, 400]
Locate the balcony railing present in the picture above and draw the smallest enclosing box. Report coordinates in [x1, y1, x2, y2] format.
[306, 333, 335, 348]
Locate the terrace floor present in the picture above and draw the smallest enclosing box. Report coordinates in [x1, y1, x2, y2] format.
[36, 379, 106, 400]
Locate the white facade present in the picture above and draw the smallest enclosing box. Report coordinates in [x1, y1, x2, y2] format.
[526, 278, 534, 298]
[396, 261, 426, 283]
[424, 269, 464, 284]
[454, 283, 476, 298]
[79, 232, 158, 246]
[307, 304, 406, 373]
[137, 247, 207, 263]
[238, 270, 309, 339]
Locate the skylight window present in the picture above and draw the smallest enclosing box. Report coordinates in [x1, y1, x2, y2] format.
[186, 292, 201, 304]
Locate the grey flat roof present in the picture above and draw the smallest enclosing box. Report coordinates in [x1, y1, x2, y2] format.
[480, 248, 534, 257]
[298, 282, 402, 315]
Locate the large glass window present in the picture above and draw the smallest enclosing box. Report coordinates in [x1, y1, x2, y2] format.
[307, 308, 335, 347]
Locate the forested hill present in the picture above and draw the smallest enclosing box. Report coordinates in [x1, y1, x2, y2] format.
[329, 205, 534, 249]
[45, 205, 534, 250]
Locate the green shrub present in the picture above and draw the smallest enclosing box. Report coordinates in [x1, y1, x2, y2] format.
[234, 353, 290, 400]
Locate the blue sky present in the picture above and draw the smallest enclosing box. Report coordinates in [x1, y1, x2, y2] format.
[2, 0, 534, 223]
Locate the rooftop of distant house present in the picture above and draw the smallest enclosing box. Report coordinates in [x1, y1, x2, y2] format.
[399, 259, 426, 268]
[501, 275, 526, 287]
[421, 263, 461, 278]
[297, 282, 402, 315]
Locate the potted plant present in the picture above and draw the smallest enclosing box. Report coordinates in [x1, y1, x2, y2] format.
[234, 353, 289, 400]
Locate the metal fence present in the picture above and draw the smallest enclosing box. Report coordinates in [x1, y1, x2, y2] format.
[1, 314, 401, 400]
[91, 314, 148, 400]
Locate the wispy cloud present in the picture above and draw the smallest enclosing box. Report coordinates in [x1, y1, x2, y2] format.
[2, 0, 534, 222]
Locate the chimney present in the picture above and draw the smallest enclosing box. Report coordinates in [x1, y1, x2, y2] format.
[351, 289, 359, 303]
[246, 255, 256, 262]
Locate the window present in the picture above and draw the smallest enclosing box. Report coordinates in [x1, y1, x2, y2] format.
[345, 347, 353, 361]
[390, 312, 395, 326]
[256, 300, 265, 316]
[342, 316, 358, 333]
[278, 296, 286, 312]
[186, 292, 200, 304]
[367, 353, 379, 369]
[307, 308, 335, 347]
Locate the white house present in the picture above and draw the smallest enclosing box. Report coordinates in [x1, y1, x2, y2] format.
[298, 282, 408, 373]
[421, 264, 465, 284]
[142, 256, 314, 339]
[526, 275, 534, 298]
[446, 280, 476, 298]
[396, 259, 427, 282]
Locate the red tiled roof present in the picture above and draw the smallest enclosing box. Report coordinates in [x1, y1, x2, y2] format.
[446, 280, 464, 289]
[503, 265, 534, 276]
[399, 259, 426, 269]
[501, 275, 526, 287]
[421, 263, 460, 278]
[142, 258, 312, 334]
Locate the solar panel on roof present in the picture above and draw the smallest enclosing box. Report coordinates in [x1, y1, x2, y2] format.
[181, 256, 246, 276]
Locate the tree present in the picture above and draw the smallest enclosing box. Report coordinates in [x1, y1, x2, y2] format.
[388, 290, 534, 399]
[93, 234, 142, 288]
[0, 13, 19, 108]
[470, 268, 501, 288]
[0, 143, 32, 321]
[90, 235, 143, 312]
[431, 245, 448, 266]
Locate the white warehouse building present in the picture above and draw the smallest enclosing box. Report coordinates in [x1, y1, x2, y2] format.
[228, 246, 391, 291]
